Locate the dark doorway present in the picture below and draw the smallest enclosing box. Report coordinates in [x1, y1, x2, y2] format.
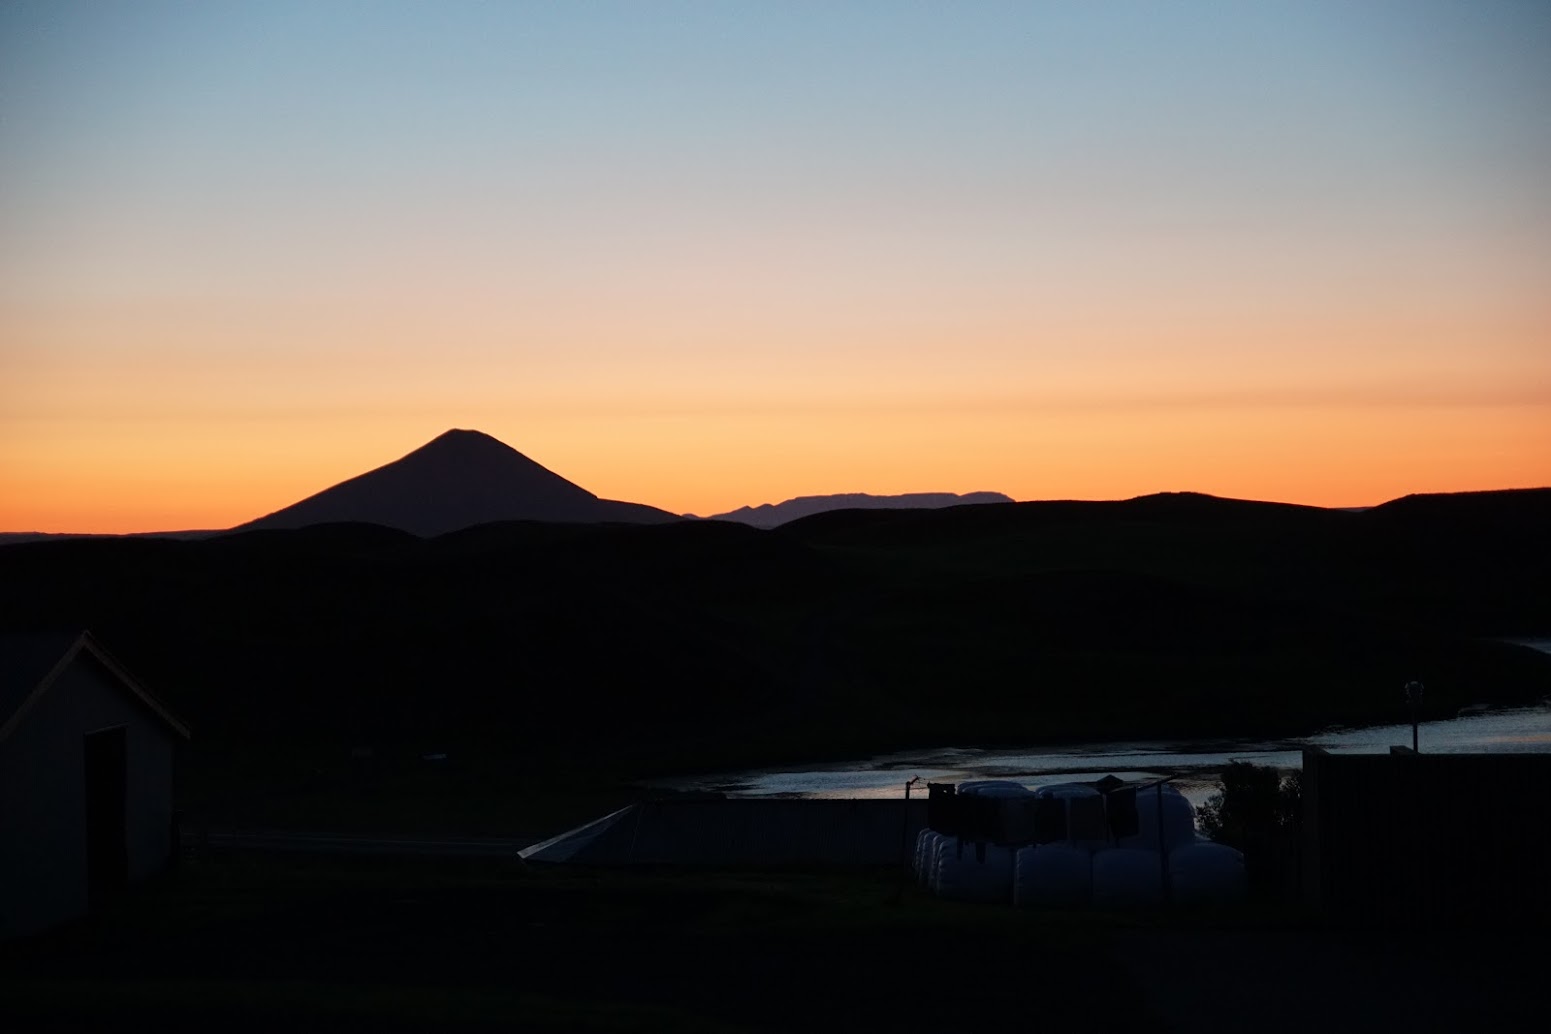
[84, 726, 128, 911]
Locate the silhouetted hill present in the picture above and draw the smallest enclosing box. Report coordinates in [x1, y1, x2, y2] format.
[3, 486, 1547, 829]
[237, 429, 677, 536]
[779, 488, 1551, 633]
[776, 491, 1336, 541]
[1364, 487, 1551, 528]
[707, 491, 1013, 528]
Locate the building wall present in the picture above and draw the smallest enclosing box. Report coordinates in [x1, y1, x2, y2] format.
[0, 657, 178, 937]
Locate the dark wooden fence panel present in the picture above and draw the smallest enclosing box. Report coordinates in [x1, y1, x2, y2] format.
[1304, 748, 1551, 920]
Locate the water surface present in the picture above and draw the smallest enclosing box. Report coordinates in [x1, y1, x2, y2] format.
[650, 705, 1551, 810]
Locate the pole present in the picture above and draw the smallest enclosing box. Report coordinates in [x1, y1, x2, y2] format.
[1132, 775, 1177, 905]
[1405, 681, 1424, 753]
[1157, 781, 1168, 905]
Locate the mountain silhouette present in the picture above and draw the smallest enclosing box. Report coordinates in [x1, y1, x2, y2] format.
[707, 491, 1013, 528]
[237, 429, 676, 536]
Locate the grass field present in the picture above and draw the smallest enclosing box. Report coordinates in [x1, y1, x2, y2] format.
[3, 851, 1544, 1032]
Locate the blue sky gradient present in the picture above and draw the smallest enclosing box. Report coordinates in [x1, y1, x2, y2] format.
[2, 2, 1547, 528]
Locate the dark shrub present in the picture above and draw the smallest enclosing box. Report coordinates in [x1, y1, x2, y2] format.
[1199, 761, 1302, 899]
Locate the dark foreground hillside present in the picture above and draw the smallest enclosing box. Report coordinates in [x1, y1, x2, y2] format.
[1, 488, 1547, 831]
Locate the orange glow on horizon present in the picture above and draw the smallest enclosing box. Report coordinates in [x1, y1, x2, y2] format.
[7, 280, 1548, 533]
[4, 393, 1547, 534]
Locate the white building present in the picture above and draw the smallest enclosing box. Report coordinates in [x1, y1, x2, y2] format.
[0, 631, 189, 937]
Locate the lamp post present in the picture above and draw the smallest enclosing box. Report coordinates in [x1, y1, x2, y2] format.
[1404, 680, 1424, 752]
[902, 776, 921, 865]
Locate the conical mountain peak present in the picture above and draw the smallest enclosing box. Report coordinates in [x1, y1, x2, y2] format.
[422, 428, 506, 449]
[237, 430, 674, 536]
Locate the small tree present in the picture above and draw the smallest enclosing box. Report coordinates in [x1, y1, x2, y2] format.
[1198, 762, 1302, 899]
[1199, 761, 1290, 846]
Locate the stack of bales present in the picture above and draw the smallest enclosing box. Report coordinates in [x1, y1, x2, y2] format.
[1089, 782, 1196, 908]
[920, 779, 1246, 909]
[929, 782, 1029, 903]
[1013, 783, 1104, 908]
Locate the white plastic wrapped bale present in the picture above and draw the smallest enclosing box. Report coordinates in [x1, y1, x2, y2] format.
[915, 829, 946, 886]
[1033, 783, 1109, 851]
[934, 841, 1017, 903]
[1032, 782, 1097, 800]
[1013, 844, 1093, 909]
[1091, 848, 1166, 908]
[956, 780, 1028, 794]
[926, 834, 954, 893]
[927, 836, 957, 894]
[1118, 783, 1196, 853]
[961, 781, 1036, 844]
[1168, 842, 1248, 906]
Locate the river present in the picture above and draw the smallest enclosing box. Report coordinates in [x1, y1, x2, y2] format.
[648, 636, 1551, 810]
[649, 704, 1551, 810]
[650, 640, 1551, 809]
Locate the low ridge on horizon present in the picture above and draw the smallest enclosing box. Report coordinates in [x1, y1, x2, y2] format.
[705, 491, 1016, 529]
[236, 428, 677, 537]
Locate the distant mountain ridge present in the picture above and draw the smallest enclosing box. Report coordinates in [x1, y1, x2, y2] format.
[237, 429, 676, 536]
[6, 430, 1545, 540]
[706, 491, 1014, 528]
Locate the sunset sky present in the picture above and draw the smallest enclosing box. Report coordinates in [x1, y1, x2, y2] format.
[3, 1, 1548, 532]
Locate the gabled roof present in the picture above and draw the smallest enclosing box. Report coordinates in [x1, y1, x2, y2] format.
[0, 630, 190, 744]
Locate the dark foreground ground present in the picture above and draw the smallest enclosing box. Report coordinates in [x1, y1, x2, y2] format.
[3, 853, 1546, 1033]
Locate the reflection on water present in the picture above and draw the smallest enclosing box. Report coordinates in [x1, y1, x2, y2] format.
[649, 704, 1551, 811]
